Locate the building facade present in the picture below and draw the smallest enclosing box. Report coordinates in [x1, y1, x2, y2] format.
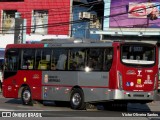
[0, 0, 71, 48]
[91, 0, 160, 41]
[72, 0, 102, 41]
[0, 0, 159, 46]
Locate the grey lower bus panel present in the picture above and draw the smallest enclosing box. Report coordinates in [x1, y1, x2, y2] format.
[42, 71, 109, 102]
[41, 71, 156, 103]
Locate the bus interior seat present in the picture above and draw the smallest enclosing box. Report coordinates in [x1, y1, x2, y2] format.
[51, 63, 56, 70]
[28, 60, 33, 69]
[38, 60, 49, 70]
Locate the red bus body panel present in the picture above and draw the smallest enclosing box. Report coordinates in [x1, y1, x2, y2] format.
[109, 42, 158, 92]
[3, 70, 42, 100]
[0, 0, 70, 35]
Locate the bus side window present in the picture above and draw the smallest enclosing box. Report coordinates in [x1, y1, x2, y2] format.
[51, 54, 56, 70]
[69, 49, 85, 70]
[76, 53, 85, 70]
[5, 49, 19, 71]
[41, 49, 51, 70]
[36, 49, 51, 70]
[56, 54, 67, 70]
[35, 50, 41, 69]
[51, 49, 67, 70]
[51, 63, 56, 70]
[88, 48, 103, 71]
[21, 49, 35, 70]
[88, 58, 99, 70]
[104, 48, 113, 71]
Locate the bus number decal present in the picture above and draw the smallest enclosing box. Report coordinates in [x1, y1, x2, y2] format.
[126, 82, 134, 87]
[48, 76, 60, 82]
[44, 74, 61, 83]
[126, 70, 136, 75]
[33, 74, 40, 79]
[144, 75, 153, 84]
[44, 74, 48, 83]
[145, 70, 153, 73]
[135, 79, 144, 88]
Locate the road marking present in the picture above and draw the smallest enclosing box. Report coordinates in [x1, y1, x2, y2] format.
[0, 109, 14, 111]
[0, 109, 46, 111]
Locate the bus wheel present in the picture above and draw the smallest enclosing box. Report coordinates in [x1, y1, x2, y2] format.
[70, 88, 86, 110]
[21, 87, 33, 106]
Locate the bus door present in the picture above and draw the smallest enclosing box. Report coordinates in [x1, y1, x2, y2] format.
[120, 44, 157, 92]
[3, 49, 19, 98]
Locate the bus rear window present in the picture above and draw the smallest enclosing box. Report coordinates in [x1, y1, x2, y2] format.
[121, 44, 155, 66]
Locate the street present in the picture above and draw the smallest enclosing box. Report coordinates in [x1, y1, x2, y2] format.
[0, 92, 160, 120]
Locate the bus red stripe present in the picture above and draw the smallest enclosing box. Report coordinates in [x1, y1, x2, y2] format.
[42, 84, 109, 88]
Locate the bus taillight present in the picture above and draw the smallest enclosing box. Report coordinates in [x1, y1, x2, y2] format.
[117, 71, 123, 89]
[153, 74, 158, 90]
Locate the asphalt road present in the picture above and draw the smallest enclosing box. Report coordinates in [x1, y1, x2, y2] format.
[0, 92, 160, 120]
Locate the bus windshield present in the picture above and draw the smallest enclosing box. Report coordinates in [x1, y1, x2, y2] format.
[121, 44, 155, 66]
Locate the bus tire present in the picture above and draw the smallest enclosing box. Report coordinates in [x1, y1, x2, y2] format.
[21, 86, 33, 106]
[70, 88, 86, 110]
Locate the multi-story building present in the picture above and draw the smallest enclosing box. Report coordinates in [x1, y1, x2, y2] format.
[72, 0, 102, 41]
[0, 0, 71, 48]
[0, 0, 159, 47]
[91, 0, 160, 42]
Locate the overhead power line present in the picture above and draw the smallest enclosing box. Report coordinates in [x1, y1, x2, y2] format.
[0, 0, 148, 18]
[0, 1, 159, 33]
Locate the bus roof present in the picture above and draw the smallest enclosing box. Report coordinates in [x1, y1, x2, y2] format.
[5, 40, 156, 49]
[6, 42, 113, 49]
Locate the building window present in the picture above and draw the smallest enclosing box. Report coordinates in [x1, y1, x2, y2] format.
[90, 14, 101, 29]
[31, 10, 48, 35]
[2, 10, 17, 34]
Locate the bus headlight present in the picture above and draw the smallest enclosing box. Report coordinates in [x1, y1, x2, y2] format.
[117, 71, 123, 89]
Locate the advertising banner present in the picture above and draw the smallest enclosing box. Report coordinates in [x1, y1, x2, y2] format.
[109, 0, 160, 28]
[128, 2, 160, 18]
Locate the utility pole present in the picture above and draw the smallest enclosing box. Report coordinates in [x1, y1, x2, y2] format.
[14, 12, 26, 44]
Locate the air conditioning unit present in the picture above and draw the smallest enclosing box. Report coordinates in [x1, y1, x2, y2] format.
[90, 14, 97, 22]
[79, 12, 91, 19]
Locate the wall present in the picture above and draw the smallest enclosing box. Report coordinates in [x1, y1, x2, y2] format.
[0, 0, 71, 35]
[0, 0, 71, 48]
[72, 6, 100, 41]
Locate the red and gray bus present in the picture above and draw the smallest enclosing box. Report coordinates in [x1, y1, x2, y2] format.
[2, 40, 158, 110]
